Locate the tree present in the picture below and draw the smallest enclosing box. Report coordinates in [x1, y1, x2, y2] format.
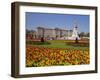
[41, 28, 45, 42]
[41, 37, 44, 42]
[79, 32, 85, 37]
[85, 33, 89, 37]
[75, 37, 78, 43]
[79, 32, 89, 38]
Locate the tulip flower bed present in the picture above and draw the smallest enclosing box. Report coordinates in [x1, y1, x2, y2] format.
[26, 45, 90, 67]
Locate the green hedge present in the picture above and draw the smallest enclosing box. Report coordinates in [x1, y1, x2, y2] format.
[26, 41, 51, 45]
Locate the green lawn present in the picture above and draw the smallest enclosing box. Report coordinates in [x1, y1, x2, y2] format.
[26, 40, 89, 50]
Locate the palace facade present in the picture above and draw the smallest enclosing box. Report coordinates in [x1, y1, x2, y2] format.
[26, 27, 73, 40]
[37, 27, 73, 40]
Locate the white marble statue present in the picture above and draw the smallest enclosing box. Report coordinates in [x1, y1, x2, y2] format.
[71, 26, 80, 40]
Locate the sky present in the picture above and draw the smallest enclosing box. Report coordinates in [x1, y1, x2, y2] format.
[26, 12, 89, 33]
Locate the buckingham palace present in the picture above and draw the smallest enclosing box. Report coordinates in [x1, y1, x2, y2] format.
[26, 25, 80, 40]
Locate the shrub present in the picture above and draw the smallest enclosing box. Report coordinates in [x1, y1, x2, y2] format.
[26, 40, 51, 45]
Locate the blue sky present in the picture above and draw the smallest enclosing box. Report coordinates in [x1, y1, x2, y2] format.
[26, 12, 89, 33]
